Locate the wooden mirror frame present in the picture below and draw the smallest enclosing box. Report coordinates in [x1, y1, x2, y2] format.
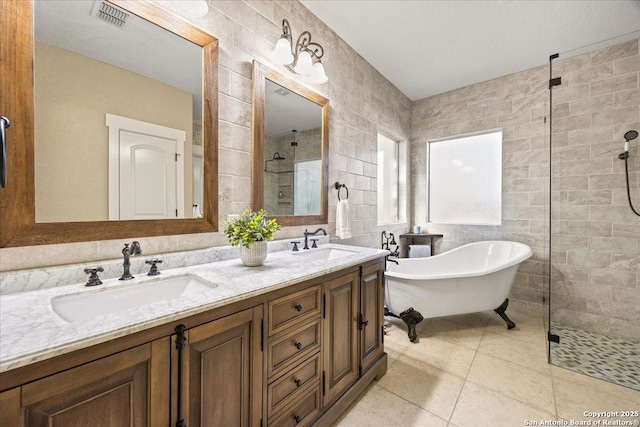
[252, 61, 329, 226]
[0, 0, 218, 248]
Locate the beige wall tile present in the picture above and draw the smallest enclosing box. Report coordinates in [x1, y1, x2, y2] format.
[590, 39, 638, 66]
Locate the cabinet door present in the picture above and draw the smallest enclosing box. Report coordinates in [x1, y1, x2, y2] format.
[12, 339, 169, 427]
[178, 305, 263, 427]
[322, 271, 359, 406]
[360, 263, 384, 373]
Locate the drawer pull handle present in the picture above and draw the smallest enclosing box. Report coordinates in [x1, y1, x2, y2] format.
[294, 341, 302, 350]
[294, 415, 301, 424]
[294, 304, 303, 312]
[294, 378, 302, 387]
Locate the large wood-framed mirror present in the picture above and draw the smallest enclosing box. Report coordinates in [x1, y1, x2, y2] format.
[0, 0, 218, 247]
[252, 61, 329, 226]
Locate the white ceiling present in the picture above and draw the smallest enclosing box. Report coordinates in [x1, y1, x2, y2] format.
[265, 80, 322, 137]
[301, 0, 640, 101]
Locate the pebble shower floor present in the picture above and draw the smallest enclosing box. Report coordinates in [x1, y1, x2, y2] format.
[550, 322, 640, 391]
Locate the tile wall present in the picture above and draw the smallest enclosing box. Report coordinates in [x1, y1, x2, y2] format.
[0, 0, 411, 273]
[4, 1, 635, 343]
[411, 38, 640, 340]
[549, 39, 640, 341]
[411, 59, 551, 316]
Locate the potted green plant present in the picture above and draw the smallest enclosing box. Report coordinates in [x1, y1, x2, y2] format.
[223, 209, 280, 266]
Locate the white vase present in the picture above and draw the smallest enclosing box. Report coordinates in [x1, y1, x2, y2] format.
[239, 241, 268, 267]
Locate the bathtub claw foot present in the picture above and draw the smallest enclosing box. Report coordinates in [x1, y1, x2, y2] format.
[494, 298, 516, 329]
[399, 308, 424, 342]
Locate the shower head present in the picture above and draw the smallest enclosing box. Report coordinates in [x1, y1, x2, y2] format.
[264, 151, 286, 170]
[624, 130, 638, 141]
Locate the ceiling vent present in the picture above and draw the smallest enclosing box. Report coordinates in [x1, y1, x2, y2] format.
[274, 87, 291, 96]
[90, 1, 131, 30]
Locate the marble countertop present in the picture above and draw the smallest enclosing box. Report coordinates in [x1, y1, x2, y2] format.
[0, 244, 387, 373]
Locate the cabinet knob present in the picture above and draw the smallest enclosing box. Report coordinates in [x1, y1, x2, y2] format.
[294, 415, 301, 424]
[294, 341, 302, 350]
[294, 378, 302, 387]
[294, 304, 303, 312]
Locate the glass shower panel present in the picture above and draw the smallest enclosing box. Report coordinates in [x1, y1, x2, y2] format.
[548, 34, 640, 391]
[293, 159, 321, 215]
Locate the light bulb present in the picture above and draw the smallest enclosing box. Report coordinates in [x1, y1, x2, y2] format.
[294, 50, 313, 76]
[309, 61, 328, 84]
[273, 37, 294, 65]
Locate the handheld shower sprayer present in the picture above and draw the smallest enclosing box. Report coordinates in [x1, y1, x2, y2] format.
[619, 130, 639, 217]
[619, 130, 638, 160]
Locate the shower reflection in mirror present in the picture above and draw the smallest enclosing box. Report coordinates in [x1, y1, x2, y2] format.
[263, 77, 323, 217]
[263, 128, 322, 216]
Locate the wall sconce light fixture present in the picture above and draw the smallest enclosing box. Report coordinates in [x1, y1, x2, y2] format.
[272, 19, 328, 84]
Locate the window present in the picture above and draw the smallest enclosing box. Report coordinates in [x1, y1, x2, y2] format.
[428, 129, 502, 225]
[377, 132, 401, 225]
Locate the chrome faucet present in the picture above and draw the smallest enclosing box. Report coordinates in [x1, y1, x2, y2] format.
[303, 228, 327, 250]
[120, 241, 142, 280]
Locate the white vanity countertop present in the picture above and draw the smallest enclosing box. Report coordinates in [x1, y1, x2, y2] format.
[0, 244, 387, 373]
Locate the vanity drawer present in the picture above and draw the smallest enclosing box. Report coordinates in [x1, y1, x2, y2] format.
[268, 319, 321, 378]
[268, 383, 320, 427]
[269, 285, 321, 336]
[268, 352, 320, 417]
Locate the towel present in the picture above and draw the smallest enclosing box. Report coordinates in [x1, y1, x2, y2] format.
[336, 199, 352, 239]
[409, 245, 431, 258]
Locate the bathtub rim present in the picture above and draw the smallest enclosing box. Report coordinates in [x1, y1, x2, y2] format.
[384, 240, 533, 281]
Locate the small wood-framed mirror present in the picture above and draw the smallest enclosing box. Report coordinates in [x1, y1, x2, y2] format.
[0, 0, 218, 247]
[252, 61, 329, 226]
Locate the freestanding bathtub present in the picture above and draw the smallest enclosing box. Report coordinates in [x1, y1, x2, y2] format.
[384, 240, 533, 342]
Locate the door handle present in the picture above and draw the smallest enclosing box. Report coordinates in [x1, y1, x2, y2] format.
[0, 116, 10, 188]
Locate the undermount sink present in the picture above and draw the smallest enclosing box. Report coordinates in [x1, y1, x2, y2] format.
[51, 275, 216, 322]
[293, 247, 359, 261]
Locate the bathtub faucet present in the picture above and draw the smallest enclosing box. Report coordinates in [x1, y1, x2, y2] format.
[303, 228, 327, 249]
[381, 231, 399, 256]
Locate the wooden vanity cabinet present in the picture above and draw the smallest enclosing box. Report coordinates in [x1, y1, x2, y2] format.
[175, 305, 263, 427]
[0, 258, 386, 427]
[0, 339, 170, 426]
[322, 270, 360, 406]
[359, 264, 384, 374]
[321, 262, 385, 408]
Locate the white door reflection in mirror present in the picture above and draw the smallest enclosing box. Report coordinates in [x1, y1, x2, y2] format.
[192, 145, 204, 218]
[107, 114, 185, 220]
[33, 1, 203, 223]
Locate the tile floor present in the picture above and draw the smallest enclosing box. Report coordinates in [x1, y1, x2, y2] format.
[333, 311, 640, 427]
[550, 322, 640, 391]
